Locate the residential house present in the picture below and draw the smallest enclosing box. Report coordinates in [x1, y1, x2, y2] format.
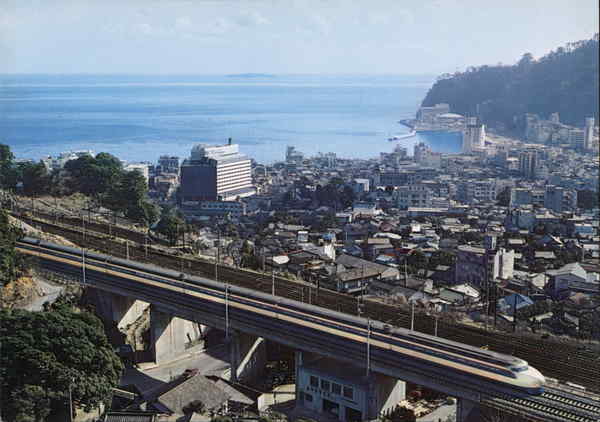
[497, 293, 534, 316]
[546, 262, 599, 299]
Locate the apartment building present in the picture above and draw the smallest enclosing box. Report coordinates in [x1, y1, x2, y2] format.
[456, 179, 497, 203]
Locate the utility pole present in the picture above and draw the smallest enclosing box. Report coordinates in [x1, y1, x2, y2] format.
[225, 284, 229, 341]
[126, 241, 129, 260]
[215, 229, 220, 281]
[484, 251, 490, 332]
[404, 257, 408, 288]
[68, 379, 74, 422]
[513, 294, 518, 333]
[82, 248, 86, 285]
[493, 284, 498, 328]
[366, 318, 371, 377]
[272, 259, 275, 296]
[411, 301, 415, 331]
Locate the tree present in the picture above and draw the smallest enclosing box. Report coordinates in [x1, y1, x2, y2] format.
[19, 162, 51, 197]
[63, 155, 101, 196]
[406, 250, 428, 275]
[0, 300, 123, 421]
[63, 153, 122, 198]
[428, 250, 455, 270]
[94, 152, 124, 195]
[105, 170, 156, 225]
[340, 185, 356, 209]
[0, 144, 19, 191]
[95, 152, 122, 172]
[155, 212, 185, 245]
[8, 385, 51, 422]
[0, 208, 25, 286]
[119, 170, 149, 221]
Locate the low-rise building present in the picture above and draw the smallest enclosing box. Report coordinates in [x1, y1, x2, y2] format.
[296, 354, 405, 422]
[394, 184, 434, 209]
[546, 262, 599, 298]
[124, 162, 150, 183]
[352, 178, 370, 194]
[454, 245, 514, 286]
[544, 185, 577, 213]
[181, 200, 246, 217]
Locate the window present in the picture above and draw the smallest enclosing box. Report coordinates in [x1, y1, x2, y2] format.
[310, 376, 319, 387]
[321, 379, 330, 391]
[343, 386, 354, 400]
[332, 383, 342, 395]
[305, 393, 313, 402]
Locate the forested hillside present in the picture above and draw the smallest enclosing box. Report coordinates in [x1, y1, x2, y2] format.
[421, 34, 599, 130]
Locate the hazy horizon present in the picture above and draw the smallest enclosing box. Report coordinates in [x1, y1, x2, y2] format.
[1, 0, 598, 75]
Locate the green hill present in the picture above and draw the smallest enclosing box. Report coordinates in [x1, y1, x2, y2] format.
[421, 34, 599, 131]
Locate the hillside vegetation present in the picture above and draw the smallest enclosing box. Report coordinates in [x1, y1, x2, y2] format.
[421, 34, 599, 130]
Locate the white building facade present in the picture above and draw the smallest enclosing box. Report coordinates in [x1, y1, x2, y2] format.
[462, 117, 486, 153]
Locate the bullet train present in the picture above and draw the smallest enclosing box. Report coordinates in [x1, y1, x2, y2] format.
[17, 237, 546, 396]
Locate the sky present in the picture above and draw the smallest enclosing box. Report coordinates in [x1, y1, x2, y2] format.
[0, 0, 598, 75]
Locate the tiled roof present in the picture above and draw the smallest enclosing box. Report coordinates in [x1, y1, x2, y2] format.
[157, 374, 228, 414]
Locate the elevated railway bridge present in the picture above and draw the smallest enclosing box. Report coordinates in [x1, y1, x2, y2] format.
[16, 237, 600, 422]
[9, 207, 600, 393]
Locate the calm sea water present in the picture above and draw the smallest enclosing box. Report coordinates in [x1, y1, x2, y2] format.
[0, 74, 461, 164]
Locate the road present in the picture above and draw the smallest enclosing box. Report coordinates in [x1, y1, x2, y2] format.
[120, 344, 230, 394]
[24, 278, 64, 312]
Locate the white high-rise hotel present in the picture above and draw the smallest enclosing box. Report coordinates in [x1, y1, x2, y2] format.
[181, 140, 255, 202]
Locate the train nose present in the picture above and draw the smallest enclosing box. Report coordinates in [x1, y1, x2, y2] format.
[524, 365, 546, 389]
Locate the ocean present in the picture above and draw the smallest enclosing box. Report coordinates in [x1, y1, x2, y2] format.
[0, 74, 462, 164]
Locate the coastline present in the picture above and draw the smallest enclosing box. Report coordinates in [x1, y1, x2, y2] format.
[398, 118, 463, 134]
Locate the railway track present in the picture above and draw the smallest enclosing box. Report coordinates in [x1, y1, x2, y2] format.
[12, 212, 600, 393]
[484, 387, 600, 422]
[10, 205, 169, 246]
[542, 388, 600, 415]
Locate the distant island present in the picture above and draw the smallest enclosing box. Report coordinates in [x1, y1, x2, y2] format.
[226, 73, 276, 78]
[421, 33, 599, 131]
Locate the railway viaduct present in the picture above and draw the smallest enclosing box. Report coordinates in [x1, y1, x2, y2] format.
[20, 240, 600, 422]
[21, 240, 506, 422]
